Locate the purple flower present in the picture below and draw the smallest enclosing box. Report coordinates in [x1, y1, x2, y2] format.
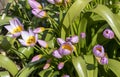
[66, 35, 79, 44]
[52, 50, 62, 58]
[59, 42, 73, 56]
[33, 27, 45, 34]
[58, 62, 64, 70]
[103, 29, 114, 39]
[32, 9, 47, 18]
[31, 54, 42, 62]
[62, 74, 70, 77]
[57, 38, 65, 45]
[4, 18, 24, 37]
[47, 0, 55, 4]
[37, 40, 48, 48]
[43, 63, 50, 69]
[43, 59, 51, 69]
[55, 0, 63, 4]
[28, 0, 42, 9]
[100, 56, 108, 65]
[80, 32, 86, 38]
[93, 44, 105, 57]
[18, 29, 38, 46]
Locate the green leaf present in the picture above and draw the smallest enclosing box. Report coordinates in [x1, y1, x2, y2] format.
[17, 58, 46, 77]
[63, 0, 91, 29]
[38, 68, 54, 77]
[84, 55, 98, 77]
[72, 56, 87, 77]
[107, 59, 120, 77]
[92, 5, 120, 41]
[0, 54, 18, 76]
[18, 47, 34, 59]
[0, 71, 10, 77]
[0, 37, 11, 51]
[0, 16, 12, 26]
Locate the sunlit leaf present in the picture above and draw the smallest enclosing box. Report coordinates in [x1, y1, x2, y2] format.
[72, 56, 87, 77]
[84, 55, 98, 77]
[38, 67, 54, 77]
[92, 5, 120, 41]
[0, 71, 10, 77]
[0, 16, 12, 26]
[63, 0, 91, 29]
[17, 58, 46, 77]
[0, 54, 18, 76]
[18, 47, 34, 59]
[107, 59, 120, 77]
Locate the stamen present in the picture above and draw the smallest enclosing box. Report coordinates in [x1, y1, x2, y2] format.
[96, 47, 102, 52]
[62, 43, 73, 51]
[12, 26, 23, 33]
[26, 36, 36, 45]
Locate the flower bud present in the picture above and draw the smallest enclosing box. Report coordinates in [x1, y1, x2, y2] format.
[93, 44, 105, 57]
[33, 27, 45, 34]
[100, 56, 108, 65]
[103, 29, 114, 39]
[31, 54, 42, 62]
[58, 62, 64, 70]
[80, 32, 86, 38]
[32, 9, 47, 18]
[47, 0, 55, 4]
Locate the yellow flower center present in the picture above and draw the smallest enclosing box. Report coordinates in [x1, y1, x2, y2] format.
[62, 43, 73, 52]
[12, 26, 23, 33]
[26, 36, 36, 45]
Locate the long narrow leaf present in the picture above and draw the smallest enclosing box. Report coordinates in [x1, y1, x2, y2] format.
[63, 0, 91, 29]
[72, 56, 87, 77]
[107, 59, 120, 77]
[0, 54, 18, 76]
[92, 5, 120, 41]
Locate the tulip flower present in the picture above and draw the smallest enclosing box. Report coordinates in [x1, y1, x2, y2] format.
[37, 40, 48, 48]
[32, 9, 47, 18]
[103, 29, 114, 39]
[31, 54, 42, 62]
[58, 62, 64, 70]
[47, 0, 55, 4]
[4, 18, 24, 37]
[59, 42, 73, 56]
[93, 44, 105, 57]
[66, 35, 79, 44]
[28, 0, 42, 9]
[80, 32, 86, 38]
[33, 27, 45, 34]
[100, 56, 108, 65]
[19, 29, 38, 46]
[52, 50, 62, 58]
[57, 38, 66, 45]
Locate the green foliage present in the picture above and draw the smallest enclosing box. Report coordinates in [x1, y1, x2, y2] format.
[0, 54, 18, 76]
[0, 0, 120, 77]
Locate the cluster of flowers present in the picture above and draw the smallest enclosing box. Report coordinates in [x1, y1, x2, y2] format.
[93, 28, 114, 65]
[28, 0, 47, 18]
[4, 18, 48, 47]
[52, 36, 79, 58]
